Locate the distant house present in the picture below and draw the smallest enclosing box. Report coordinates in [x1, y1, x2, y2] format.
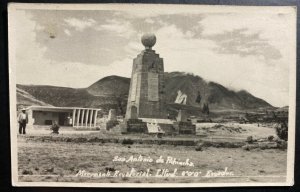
[25, 106, 101, 128]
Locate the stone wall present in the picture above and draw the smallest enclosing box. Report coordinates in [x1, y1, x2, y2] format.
[121, 119, 147, 133]
[32, 111, 59, 125]
[173, 122, 196, 135]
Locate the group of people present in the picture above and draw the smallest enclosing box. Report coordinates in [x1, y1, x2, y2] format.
[18, 108, 60, 135]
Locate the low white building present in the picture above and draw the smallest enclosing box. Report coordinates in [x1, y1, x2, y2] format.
[26, 106, 101, 128]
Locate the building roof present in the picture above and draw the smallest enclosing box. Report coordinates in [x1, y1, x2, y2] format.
[26, 106, 101, 112]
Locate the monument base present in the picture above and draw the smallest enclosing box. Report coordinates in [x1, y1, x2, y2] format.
[173, 121, 196, 135]
[121, 119, 147, 133]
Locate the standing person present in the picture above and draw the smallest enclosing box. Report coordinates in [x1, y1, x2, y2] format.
[18, 108, 28, 134]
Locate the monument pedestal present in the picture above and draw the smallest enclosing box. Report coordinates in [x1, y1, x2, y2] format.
[173, 109, 196, 135]
[121, 119, 147, 133]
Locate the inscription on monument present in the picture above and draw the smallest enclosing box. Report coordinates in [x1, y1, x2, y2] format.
[148, 73, 159, 101]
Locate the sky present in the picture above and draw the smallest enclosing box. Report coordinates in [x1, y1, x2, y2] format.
[10, 4, 296, 107]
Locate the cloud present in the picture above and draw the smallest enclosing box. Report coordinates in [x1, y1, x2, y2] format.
[199, 12, 293, 60]
[64, 18, 96, 31]
[64, 29, 71, 36]
[130, 14, 204, 38]
[12, 8, 294, 107]
[156, 14, 204, 38]
[96, 19, 135, 38]
[205, 28, 282, 62]
[13, 11, 132, 88]
[18, 58, 133, 88]
[145, 18, 154, 24]
[153, 24, 290, 107]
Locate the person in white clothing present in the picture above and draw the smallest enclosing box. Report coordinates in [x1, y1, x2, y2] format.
[18, 108, 28, 134]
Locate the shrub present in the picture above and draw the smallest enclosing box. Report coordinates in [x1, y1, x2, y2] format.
[22, 169, 33, 175]
[276, 139, 288, 149]
[122, 138, 134, 145]
[105, 167, 116, 172]
[246, 136, 253, 143]
[195, 143, 203, 151]
[87, 137, 100, 142]
[74, 137, 87, 143]
[156, 133, 163, 138]
[242, 144, 259, 151]
[242, 145, 250, 151]
[268, 135, 274, 141]
[64, 137, 72, 142]
[276, 121, 288, 141]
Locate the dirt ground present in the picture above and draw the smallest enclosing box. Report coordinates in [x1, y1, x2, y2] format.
[196, 123, 276, 139]
[18, 136, 287, 184]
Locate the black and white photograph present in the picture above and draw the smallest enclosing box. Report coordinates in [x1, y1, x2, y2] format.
[8, 3, 296, 187]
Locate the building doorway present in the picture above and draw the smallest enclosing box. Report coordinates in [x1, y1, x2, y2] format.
[58, 113, 67, 126]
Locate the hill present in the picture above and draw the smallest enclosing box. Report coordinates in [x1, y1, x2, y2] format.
[86, 75, 130, 96]
[17, 87, 52, 108]
[17, 72, 273, 114]
[17, 84, 126, 112]
[164, 72, 272, 110]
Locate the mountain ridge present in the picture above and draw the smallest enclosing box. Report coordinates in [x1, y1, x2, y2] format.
[17, 72, 274, 114]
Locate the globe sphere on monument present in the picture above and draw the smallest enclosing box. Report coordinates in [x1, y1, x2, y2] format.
[141, 33, 156, 49]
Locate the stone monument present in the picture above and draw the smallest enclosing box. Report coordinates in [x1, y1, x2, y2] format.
[125, 33, 165, 119]
[122, 33, 165, 133]
[106, 109, 119, 130]
[108, 109, 117, 121]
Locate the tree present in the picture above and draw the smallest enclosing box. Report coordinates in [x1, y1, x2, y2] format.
[202, 103, 210, 115]
[206, 104, 210, 115]
[195, 91, 201, 104]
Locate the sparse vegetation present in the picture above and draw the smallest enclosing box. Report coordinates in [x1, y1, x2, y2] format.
[121, 138, 134, 145]
[246, 136, 253, 143]
[195, 143, 203, 151]
[275, 139, 288, 149]
[18, 138, 287, 183]
[202, 103, 210, 115]
[268, 135, 274, 141]
[22, 169, 33, 175]
[276, 121, 288, 141]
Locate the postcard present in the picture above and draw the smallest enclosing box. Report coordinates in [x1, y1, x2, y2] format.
[8, 3, 296, 187]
